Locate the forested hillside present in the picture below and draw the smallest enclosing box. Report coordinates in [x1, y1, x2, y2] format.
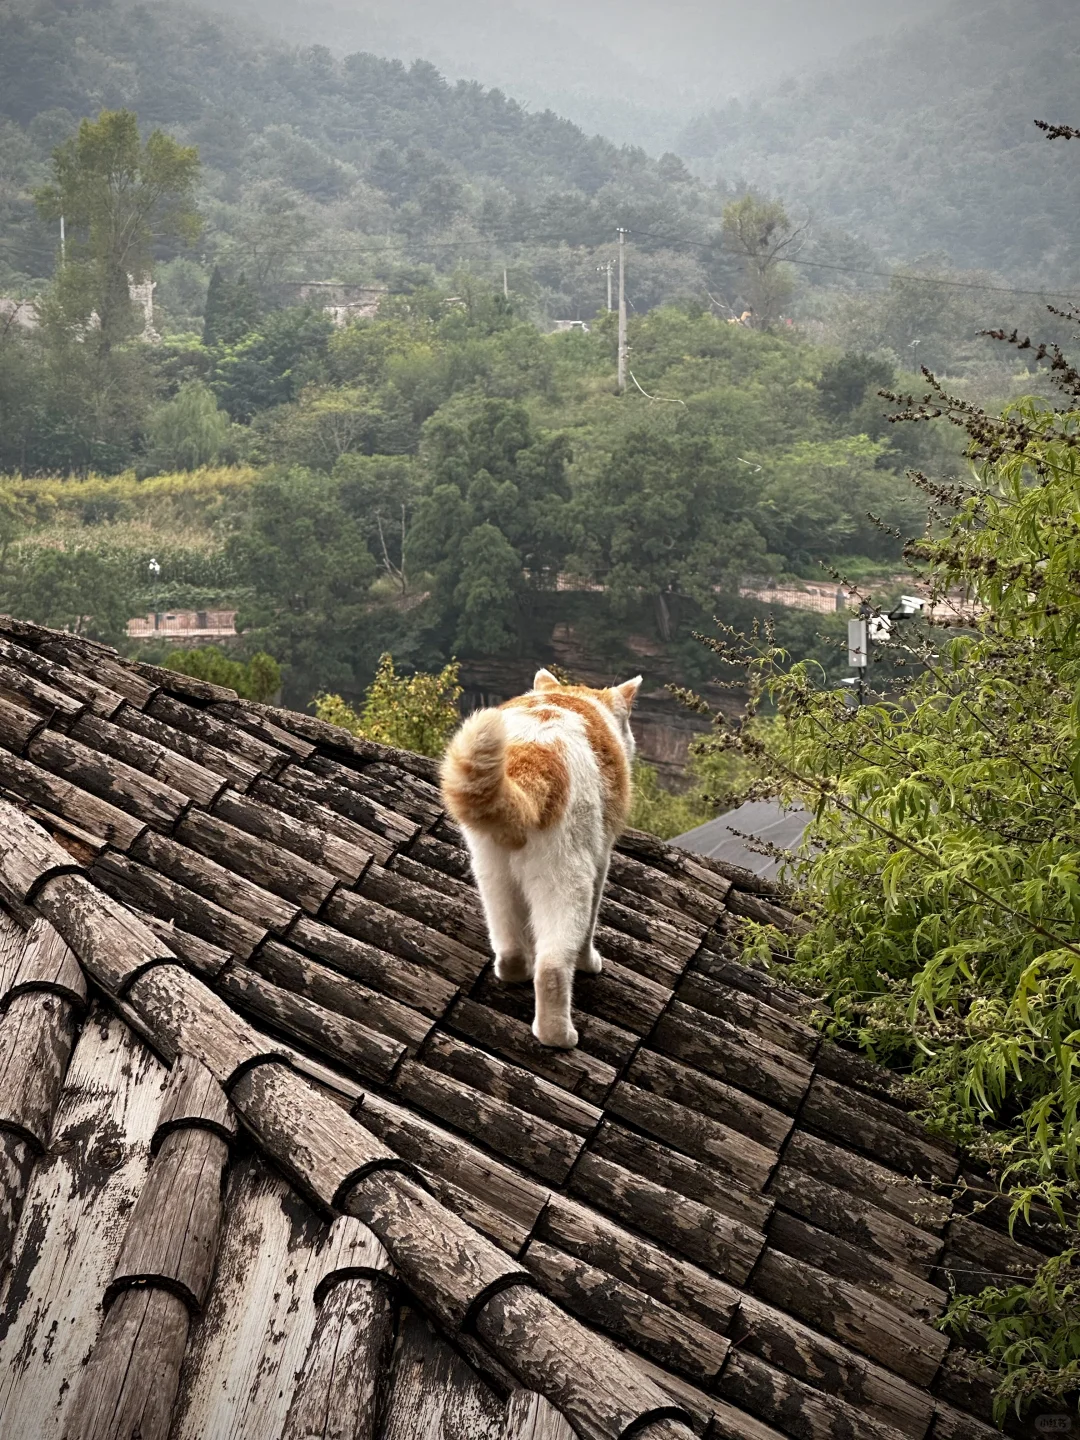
[681, 0, 1080, 280]
[0, 0, 1064, 764]
[0, 288, 941, 709]
[0, 0, 734, 325]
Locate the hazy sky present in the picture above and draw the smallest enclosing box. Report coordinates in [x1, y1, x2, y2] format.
[513, 0, 936, 97]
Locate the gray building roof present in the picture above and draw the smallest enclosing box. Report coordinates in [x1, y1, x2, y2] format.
[674, 800, 811, 882]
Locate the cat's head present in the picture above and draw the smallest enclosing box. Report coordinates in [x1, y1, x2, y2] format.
[533, 668, 642, 757]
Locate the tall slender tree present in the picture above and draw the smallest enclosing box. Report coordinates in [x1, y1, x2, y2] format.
[35, 109, 201, 350]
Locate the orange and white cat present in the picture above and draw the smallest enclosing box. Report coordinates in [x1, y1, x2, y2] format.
[440, 669, 641, 1049]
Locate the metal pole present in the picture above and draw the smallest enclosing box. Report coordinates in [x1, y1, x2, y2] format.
[503, 267, 508, 301]
[59, 215, 65, 265]
[617, 229, 628, 393]
[596, 261, 613, 312]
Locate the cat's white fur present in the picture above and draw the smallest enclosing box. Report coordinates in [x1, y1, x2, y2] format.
[441, 669, 640, 1048]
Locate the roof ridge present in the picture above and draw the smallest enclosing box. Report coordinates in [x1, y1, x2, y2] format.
[0, 613, 795, 901]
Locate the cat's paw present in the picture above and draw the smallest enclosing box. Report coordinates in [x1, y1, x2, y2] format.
[532, 1015, 579, 1050]
[576, 945, 603, 974]
[494, 951, 533, 983]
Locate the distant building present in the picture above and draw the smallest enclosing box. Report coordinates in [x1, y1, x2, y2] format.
[282, 282, 388, 326]
[739, 580, 850, 614]
[552, 319, 590, 334]
[127, 609, 237, 641]
[1, 275, 159, 342]
[128, 275, 159, 344]
[0, 297, 39, 332]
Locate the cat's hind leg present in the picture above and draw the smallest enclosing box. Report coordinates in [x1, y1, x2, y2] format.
[576, 851, 610, 975]
[467, 832, 533, 982]
[523, 866, 595, 1049]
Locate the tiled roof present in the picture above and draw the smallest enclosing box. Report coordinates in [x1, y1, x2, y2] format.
[0, 615, 1049, 1440]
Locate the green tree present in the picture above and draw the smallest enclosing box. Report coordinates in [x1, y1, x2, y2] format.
[409, 398, 572, 654]
[752, 435, 922, 567]
[228, 467, 377, 704]
[452, 522, 522, 652]
[721, 195, 806, 329]
[3, 546, 133, 643]
[334, 454, 419, 596]
[314, 653, 461, 756]
[210, 307, 332, 422]
[817, 352, 896, 423]
[575, 423, 767, 641]
[202, 266, 260, 348]
[164, 646, 281, 701]
[270, 387, 403, 471]
[143, 380, 231, 473]
[35, 110, 200, 350]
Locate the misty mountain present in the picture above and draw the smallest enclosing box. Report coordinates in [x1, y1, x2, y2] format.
[195, 0, 936, 154]
[205, 0, 688, 153]
[680, 0, 1080, 280]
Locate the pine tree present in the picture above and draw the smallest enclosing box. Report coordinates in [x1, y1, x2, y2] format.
[202, 267, 260, 347]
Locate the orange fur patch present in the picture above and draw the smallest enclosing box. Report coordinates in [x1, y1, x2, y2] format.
[442, 705, 571, 849]
[535, 690, 631, 835]
[448, 682, 632, 842]
[505, 740, 570, 832]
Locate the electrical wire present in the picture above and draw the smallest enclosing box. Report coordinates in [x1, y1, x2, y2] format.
[629, 226, 1080, 301]
[626, 368, 687, 406]
[7, 213, 1077, 304]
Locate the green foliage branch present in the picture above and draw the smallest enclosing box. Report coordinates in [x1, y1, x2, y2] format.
[164, 646, 281, 703]
[684, 318, 1080, 1417]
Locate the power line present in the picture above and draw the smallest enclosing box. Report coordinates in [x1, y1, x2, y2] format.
[246, 229, 1080, 303]
[787, 255, 1078, 300]
[629, 226, 1080, 301]
[8, 215, 1079, 306]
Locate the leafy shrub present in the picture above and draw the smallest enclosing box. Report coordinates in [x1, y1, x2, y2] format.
[143, 381, 232, 474]
[703, 348, 1080, 1416]
[164, 646, 281, 702]
[1, 545, 134, 643]
[314, 653, 461, 757]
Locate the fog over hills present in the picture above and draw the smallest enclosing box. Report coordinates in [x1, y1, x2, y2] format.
[202, 0, 936, 152]
[680, 0, 1080, 278]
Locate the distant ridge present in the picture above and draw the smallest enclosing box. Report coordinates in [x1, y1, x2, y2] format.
[679, 0, 1080, 281]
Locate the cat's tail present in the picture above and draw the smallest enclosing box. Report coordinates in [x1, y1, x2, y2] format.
[441, 709, 516, 832]
[440, 708, 567, 844]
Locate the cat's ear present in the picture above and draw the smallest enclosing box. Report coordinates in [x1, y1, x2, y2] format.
[615, 676, 643, 709]
[533, 669, 561, 691]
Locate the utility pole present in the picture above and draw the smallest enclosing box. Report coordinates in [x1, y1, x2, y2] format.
[59, 215, 65, 265]
[503, 267, 509, 301]
[596, 260, 613, 312]
[616, 228, 628, 393]
[844, 593, 925, 708]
